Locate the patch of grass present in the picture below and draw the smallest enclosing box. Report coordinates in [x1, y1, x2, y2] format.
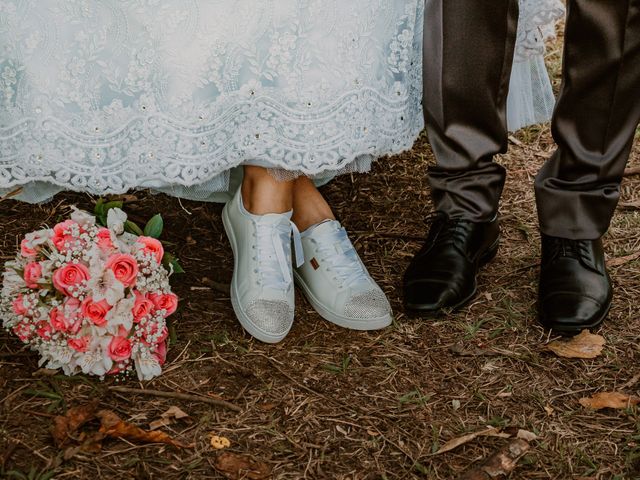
[322, 355, 352, 374]
[398, 389, 430, 406]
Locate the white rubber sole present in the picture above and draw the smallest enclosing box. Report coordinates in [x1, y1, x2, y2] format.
[222, 205, 291, 344]
[294, 271, 393, 331]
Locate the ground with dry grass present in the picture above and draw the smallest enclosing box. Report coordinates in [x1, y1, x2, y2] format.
[1, 32, 640, 480]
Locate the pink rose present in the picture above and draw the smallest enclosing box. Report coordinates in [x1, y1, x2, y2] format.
[68, 317, 83, 335]
[36, 320, 52, 340]
[68, 336, 90, 353]
[108, 336, 132, 362]
[20, 238, 37, 258]
[24, 262, 43, 289]
[137, 236, 164, 264]
[63, 298, 83, 333]
[105, 254, 139, 287]
[49, 307, 70, 332]
[53, 263, 90, 296]
[12, 295, 28, 316]
[13, 322, 33, 342]
[63, 297, 81, 316]
[96, 228, 114, 251]
[153, 341, 168, 366]
[81, 298, 111, 327]
[52, 220, 81, 253]
[148, 292, 178, 316]
[132, 291, 154, 322]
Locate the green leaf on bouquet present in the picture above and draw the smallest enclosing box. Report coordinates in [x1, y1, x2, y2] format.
[103, 200, 124, 211]
[167, 318, 178, 346]
[124, 220, 144, 236]
[162, 252, 185, 274]
[94, 198, 107, 226]
[172, 260, 185, 274]
[144, 214, 164, 239]
[94, 198, 105, 216]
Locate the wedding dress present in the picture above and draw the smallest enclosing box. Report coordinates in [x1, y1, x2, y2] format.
[0, 0, 564, 203]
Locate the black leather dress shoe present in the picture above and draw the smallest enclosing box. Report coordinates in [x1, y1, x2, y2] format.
[538, 235, 612, 333]
[403, 213, 500, 312]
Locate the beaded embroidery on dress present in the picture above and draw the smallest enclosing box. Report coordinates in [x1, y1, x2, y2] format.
[0, 0, 563, 203]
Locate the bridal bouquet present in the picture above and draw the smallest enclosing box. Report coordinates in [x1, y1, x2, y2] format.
[0, 205, 179, 381]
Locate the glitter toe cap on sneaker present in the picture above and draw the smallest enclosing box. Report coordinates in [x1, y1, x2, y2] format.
[295, 220, 393, 331]
[245, 299, 295, 337]
[344, 290, 392, 320]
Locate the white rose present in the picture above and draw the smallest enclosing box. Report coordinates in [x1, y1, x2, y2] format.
[70, 206, 97, 228]
[134, 350, 162, 381]
[107, 208, 128, 235]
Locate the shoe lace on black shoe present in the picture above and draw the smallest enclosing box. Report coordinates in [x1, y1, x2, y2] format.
[544, 237, 600, 273]
[422, 212, 474, 256]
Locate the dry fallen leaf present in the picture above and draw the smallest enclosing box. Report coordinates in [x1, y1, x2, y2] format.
[435, 427, 538, 456]
[214, 452, 271, 480]
[211, 435, 231, 450]
[435, 427, 510, 455]
[63, 431, 105, 460]
[457, 439, 531, 480]
[516, 429, 538, 442]
[257, 403, 278, 412]
[545, 330, 605, 359]
[97, 410, 191, 448]
[52, 400, 100, 448]
[579, 392, 640, 410]
[149, 406, 189, 430]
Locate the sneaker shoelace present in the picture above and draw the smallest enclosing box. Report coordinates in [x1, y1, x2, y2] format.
[311, 226, 369, 289]
[254, 217, 304, 291]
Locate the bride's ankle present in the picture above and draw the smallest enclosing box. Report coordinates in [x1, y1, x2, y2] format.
[292, 209, 335, 232]
[291, 177, 335, 231]
[241, 166, 294, 215]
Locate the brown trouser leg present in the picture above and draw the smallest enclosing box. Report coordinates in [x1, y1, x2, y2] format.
[535, 0, 640, 239]
[423, 0, 519, 221]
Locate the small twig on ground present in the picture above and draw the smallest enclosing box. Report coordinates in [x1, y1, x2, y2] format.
[0, 187, 23, 202]
[6, 437, 51, 463]
[621, 373, 640, 390]
[0, 351, 32, 358]
[351, 231, 428, 242]
[108, 386, 242, 412]
[23, 409, 56, 418]
[607, 250, 640, 268]
[508, 135, 524, 147]
[618, 201, 640, 210]
[201, 278, 231, 295]
[624, 167, 640, 177]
